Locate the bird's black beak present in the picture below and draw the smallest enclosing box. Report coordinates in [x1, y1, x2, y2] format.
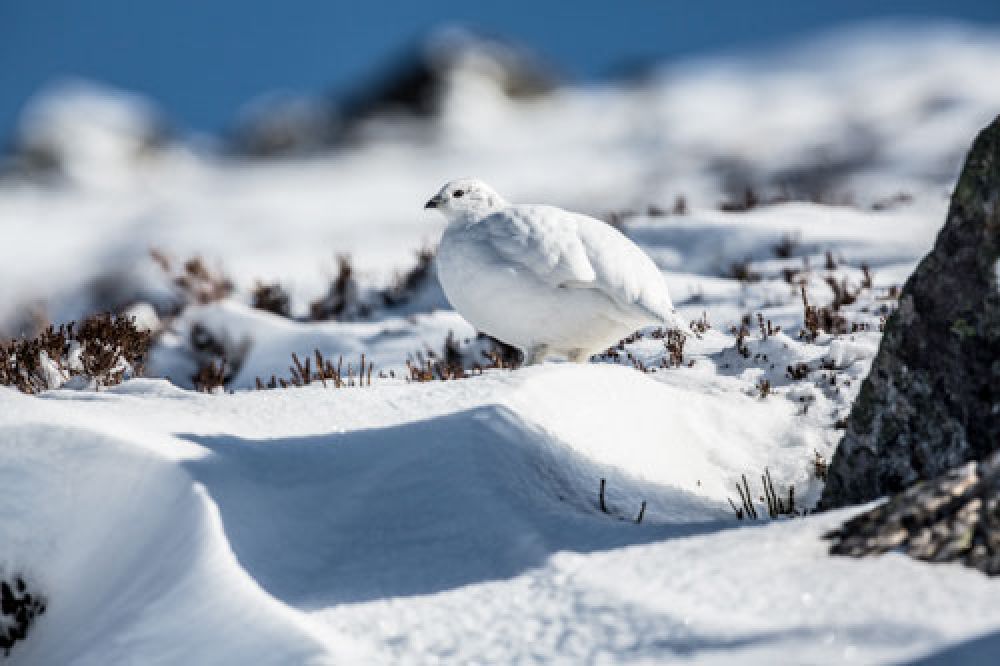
[424, 196, 442, 209]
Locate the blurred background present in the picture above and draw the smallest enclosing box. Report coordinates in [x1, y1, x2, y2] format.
[2, 1, 1000, 378]
[3, 1, 1000, 142]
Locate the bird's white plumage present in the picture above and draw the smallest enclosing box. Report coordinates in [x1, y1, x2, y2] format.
[427, 179, 686, 363]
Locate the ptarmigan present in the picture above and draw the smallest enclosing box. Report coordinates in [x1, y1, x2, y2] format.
[426, 178, 688, 365]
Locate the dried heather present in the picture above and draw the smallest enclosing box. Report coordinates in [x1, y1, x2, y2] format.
[0, 313, 150, 393]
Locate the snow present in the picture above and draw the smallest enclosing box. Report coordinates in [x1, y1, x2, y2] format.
[4, 366, 999, 663]
[319, 513, 1000, 664]
[0, 402, 360, 665]
[3, 23, 1000, 664]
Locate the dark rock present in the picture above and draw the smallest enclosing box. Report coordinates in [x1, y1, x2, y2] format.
[826, 452, 1000, 575]
[231, 29, 557, 156]
[819, 114, 1000, 509]
[337, 28, 556, 128]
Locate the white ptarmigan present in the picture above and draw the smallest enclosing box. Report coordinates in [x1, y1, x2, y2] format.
[426, 178, 689, 364]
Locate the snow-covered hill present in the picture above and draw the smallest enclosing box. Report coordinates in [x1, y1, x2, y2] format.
[2, 24, 1000, 664]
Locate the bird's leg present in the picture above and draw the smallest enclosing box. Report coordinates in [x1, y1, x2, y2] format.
[567, 349, 591, 363]
[525, 344, 549, 365]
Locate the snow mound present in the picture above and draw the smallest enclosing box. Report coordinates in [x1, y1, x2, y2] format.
[13, 81, 168, 188]
[0, 395, 359, 664]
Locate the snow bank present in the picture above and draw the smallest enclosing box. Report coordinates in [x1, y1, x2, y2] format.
[0, 392, 358, 664]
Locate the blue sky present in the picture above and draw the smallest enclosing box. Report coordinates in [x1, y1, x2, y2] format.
[2, 1, 999, 142]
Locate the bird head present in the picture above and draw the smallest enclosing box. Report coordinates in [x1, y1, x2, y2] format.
[424, 179, 506, 219]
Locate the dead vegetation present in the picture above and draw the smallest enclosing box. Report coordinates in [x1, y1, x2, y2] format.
[598, 478, 648, 524]
[813, 450, 829, 481]
[405, 332, 467, 381]
[870, 191, 913, 211]
[309, 249, 438, 320]
[310, 255, 371, 321]
[824, 276, 858, 310]
[726, 259, 762, 283]
[729, 475, 759, 520]
[403, 332, 520, 382]
[757, 313, 779, 339]
[188, 323, 252, 393]
[255, 350, 374, 390]
[192, 360, 229, 393]
[0, 575, 46, 657]
[663, 329, 687, 368]
[800, 285, 848, 341]
[772, 233, 800, 259]
[252, 282, 291, 318]
[250, 332, 520, 389]
[596, 331, 641, 364]
[152, 251, 233, 307]
[729, 468, 801, 520]
[603, 196, 689, 229]
[731, 323, 751, 358]
[604, 211, 632, 231]
[824, 250, 839, 271]
[156, 247, 440, 325]
[799, 271, 893, 339]
[29, 233, 900, 399]
[381, 247, 435, 308]
[718, 185, 909, 214]
[786, 362, 810, 380]
[860, 263, 874, 290]
[717, 186, 849, 212]
[719, 187, 771, 212]
[0, 313, 150, 394]
[596, 326, 694, 372]
[689, 312, 711, 335]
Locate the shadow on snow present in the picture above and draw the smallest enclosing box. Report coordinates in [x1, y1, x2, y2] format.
[179, 404, 739, 607]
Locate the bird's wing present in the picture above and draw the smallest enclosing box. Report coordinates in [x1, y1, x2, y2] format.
[569, 212, 679, 324]
[484, 205, 680, 327]
[483, 205, 597, 286]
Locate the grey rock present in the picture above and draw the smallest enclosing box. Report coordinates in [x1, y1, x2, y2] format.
[819, 114, 1000, 509]
[826, 452, 1000, 575]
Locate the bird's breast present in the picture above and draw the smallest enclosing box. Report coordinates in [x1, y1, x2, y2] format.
[437, 228, 511, 306]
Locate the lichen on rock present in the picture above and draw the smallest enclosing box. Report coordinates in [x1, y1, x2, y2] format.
[826, 452, 1000, 575]
[819, 114, 1000, 510]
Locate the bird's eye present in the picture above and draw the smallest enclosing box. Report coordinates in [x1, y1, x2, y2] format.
[453, 190, 464, 198]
